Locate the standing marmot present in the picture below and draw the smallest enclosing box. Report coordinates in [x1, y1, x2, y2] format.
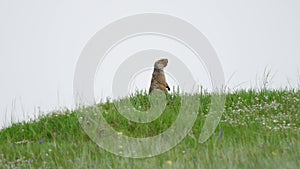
[149, 58, 170, 94]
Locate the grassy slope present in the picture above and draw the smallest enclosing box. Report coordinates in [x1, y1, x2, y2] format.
[0, 89, 299, 168]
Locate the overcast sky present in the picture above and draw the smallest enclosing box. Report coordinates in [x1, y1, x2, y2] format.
[1, 0, 300, 129]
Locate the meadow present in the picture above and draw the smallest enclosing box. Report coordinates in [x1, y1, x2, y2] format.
[0, 89, 299, 168]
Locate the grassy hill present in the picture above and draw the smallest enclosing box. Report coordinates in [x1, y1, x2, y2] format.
[0, 89, 299, 168]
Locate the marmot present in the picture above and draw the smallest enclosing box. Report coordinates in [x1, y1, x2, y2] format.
[149, 58, 170, 94]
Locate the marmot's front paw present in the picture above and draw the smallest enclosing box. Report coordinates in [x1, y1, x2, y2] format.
[167, 85, 170, 91]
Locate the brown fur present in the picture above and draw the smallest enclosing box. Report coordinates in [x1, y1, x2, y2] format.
[149, 58, 170, 94]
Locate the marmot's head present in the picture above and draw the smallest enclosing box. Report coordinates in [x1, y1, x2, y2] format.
[154, 58, 168, 70]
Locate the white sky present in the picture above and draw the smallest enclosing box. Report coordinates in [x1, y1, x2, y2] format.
[0, 0, 300, 129]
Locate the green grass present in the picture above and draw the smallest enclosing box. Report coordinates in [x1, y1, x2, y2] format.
[0, 89, 299, 168]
